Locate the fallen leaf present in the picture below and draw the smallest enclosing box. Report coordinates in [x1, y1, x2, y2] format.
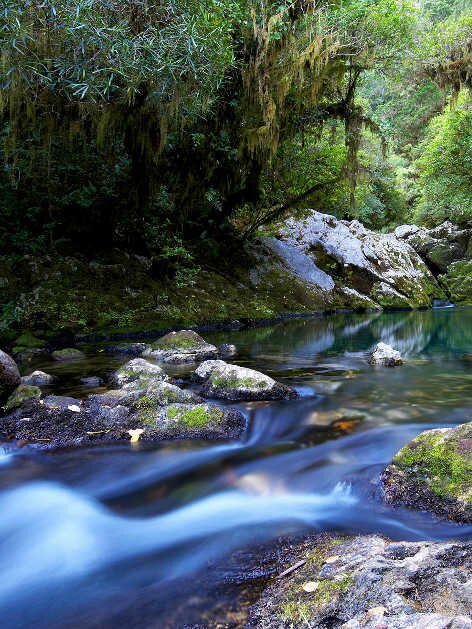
[324, 555, 339, 564]
[128, 428, 144, 443]
[68, 405, 81, 412]
[302, 581, 319, 592]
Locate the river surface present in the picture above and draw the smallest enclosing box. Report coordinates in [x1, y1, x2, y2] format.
[2, 308, 472, 628]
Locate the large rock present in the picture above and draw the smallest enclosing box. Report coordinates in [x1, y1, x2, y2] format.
[22, 370, 56, 386]
[0, 350, 21, 401]
[396, 221, 471, 274]
[4, 384, 41, 412]
[110, 358, 168, 387]
[382, 423, 472, 522]
[249, 534, 472, 628]
[368, 342, 403, 367]
[276, 211, 444, 308]
[51, 348, 85, 361]
[194, 360, 298, 401]
[143, 330, 218, 363]
[440, 260, 472, 305]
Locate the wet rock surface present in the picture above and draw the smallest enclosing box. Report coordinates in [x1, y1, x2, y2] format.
[382, 422, 472, 522]
[21, 370, 57, 386]
[368, 342, 403, 367]
[51, 348, 86, 361]
[143, 330, 218, 363]
[0, 350, 21, 400]
[0, 354, 246, 447]
[249, 534, 472, 628]
[194, 360, 298, 401]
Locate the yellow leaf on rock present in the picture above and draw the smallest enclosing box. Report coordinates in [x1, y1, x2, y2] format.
[128, 428, 144, 443]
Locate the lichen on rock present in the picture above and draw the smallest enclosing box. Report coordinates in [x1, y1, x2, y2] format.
[194, 359, 298, 401]
[382, 422, 472, 522]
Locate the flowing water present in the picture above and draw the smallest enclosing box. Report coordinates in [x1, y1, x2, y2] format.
[2, 307, 472, 628]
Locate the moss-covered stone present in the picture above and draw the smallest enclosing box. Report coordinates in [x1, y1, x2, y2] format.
[4, 383, 41, 411]
[382, 422, 472, 521]
[52, 348, 86, 361]
[440, 260, 472, 305]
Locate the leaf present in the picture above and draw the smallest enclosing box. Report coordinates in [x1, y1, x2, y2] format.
[128, 428, 144, 443]
[302, 581, 319, 592]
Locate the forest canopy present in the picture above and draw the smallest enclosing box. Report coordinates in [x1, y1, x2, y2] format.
[1, 0, 471, 259]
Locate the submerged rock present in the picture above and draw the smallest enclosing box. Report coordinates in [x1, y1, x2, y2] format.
[4, 384, 41, 412]
[22, 370, 56, 386]
[143, 330, 218, 363]
[218, 343, 237, 357]
[249, 534, 472, 628]
[51, 348, 86, 361]
[0, 350, 21, 400]
[43, 395, 82, 411]
[79, 376, 104, 387]
[104, 343, 147, 356]
[194, 360, 298, 401]
[110, 358, 168, 387]
[368, 342, 403, 367]
[382, 423, 472, 522]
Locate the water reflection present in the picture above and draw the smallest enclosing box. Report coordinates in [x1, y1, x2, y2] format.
[2, 307, 472, 627]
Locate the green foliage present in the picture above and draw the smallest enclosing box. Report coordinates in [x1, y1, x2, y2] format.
[414, 92, 472, 226]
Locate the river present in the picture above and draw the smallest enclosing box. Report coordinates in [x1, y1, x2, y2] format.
[1, 307, 472, 627]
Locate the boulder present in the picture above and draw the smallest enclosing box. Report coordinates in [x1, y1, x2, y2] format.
[3, 384, 41, 412]
[194, 360, 298, 401]
[368, 342, 403, 367]
[276, 211, 444, 308]
[22, 370, 56, 386]
[382, 423, 472, 522]
[51, 348, 86, 361]
[148, 403, 245, 440]
[0, 350, 21, 400]
[396, 221, 472, 273]
[143, 330, 218, 363]
[249, 534, 472, 628]
[104, 343, 147, 356]
[110, 358, 168, 387]
[43, 395, 82, 411]
[439, 260, 472, 305]
[79, 376, 104, 387]
[218, 343, 237, 357]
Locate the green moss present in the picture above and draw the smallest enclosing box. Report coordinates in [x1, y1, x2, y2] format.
[166, 405, 180, 420]
[440, 260, 472, 305]
[209, 373, 268, 390]
[14, 331, 46, 350]
[151, 331, 204, 350]
[4, 384, 41, 412]
[393, 428, 472, 499]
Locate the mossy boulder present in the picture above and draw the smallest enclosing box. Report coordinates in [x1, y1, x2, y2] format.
[12, 332, 48, 358]
[382, 423, 472, 522]
[439, 260, 472, 305]
[0, 350, 21, 401]
[110, 358, 168, 387]
[152, 403, 245, 439]
[3, 383, 41, 412]
[51, 348, 86, 361]
[143, 330, 218, 363]
[194, 360, 298, 401]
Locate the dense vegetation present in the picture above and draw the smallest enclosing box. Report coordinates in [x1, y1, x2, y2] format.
[1, 0, 471, 262]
